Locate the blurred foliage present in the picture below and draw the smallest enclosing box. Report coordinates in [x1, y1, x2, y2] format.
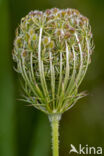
[0, 0, 104, 156]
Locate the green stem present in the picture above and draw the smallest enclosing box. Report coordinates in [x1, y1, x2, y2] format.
[49, 114, 61, 156]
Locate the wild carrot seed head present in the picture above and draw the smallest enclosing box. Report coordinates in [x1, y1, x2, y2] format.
[13, 8, 94, 114]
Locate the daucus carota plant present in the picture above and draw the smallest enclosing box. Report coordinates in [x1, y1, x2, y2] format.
[13, 8, 94, 156]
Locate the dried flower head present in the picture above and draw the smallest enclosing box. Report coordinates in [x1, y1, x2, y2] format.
[13, 8, 94, 115]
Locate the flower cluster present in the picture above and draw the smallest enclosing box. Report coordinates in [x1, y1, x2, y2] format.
[13, 8, 94, 114]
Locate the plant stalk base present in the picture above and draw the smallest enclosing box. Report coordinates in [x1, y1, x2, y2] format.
[48, 114, 61, 156]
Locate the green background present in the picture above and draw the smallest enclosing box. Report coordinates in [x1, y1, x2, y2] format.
[0, 0, 104, 156]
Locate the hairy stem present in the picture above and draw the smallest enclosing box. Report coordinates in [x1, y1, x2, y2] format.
[49, 114, 61, 156]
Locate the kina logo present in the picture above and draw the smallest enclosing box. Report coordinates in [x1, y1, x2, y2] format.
[69, 144, 103, 155]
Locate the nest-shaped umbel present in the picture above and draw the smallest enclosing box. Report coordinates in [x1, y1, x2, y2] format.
[13, 8, 93, 114]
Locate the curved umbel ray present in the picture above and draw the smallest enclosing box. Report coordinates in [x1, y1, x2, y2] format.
[30, 52, 45, 100]
[60, 45, 77, 111]
[57, 42, 70, 111]
[66, 32, 84, 96]
[38, 27, 50, 106]
[20, 58, 45, 104]
[30, 52, 35, 79]
[49, 51, 55, 110]
[19, 59, 44, 107]
[62, 36, 90, 112]
[18, 62, 38, 105]
[20, 58, 37, 96]
[56, 52, 63, 104]
[21, 53, 44, 102]
[74, 32, 83, 85]
[78, 37, 90, 87]
[64, 41, 70, 90]
[66, 45, 76, 96]
[62, 92, 85, 112]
